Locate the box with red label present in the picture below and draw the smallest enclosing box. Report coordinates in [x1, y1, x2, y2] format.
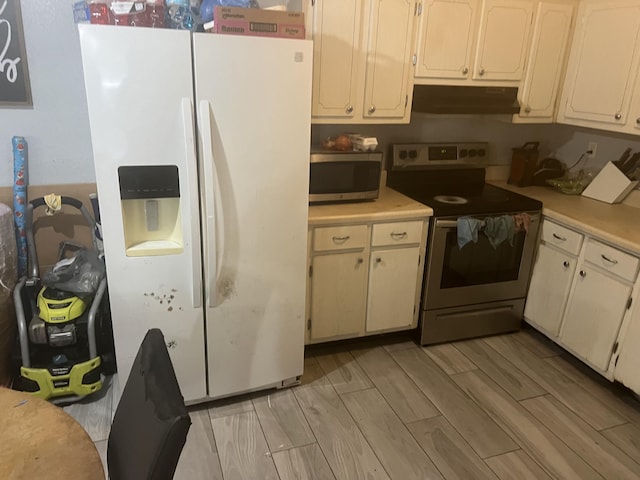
[214, 6, 305, 39]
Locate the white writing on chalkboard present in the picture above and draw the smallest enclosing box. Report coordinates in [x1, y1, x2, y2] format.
[0, 0, 21, 83]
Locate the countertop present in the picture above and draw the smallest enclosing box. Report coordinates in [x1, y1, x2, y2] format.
[491, 181, 640, 256]
[308, 187, 433, 226]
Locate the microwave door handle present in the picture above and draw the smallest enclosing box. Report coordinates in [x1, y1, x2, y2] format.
[199, 99, 224, 308]
[181, 98, 202, 309]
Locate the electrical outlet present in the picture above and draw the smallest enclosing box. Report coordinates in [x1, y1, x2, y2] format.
[587, 141, 597, 159]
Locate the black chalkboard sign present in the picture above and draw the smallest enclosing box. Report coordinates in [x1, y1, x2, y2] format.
[0, 0, 31, 107]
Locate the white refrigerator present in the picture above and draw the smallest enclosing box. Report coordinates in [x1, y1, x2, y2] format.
[78, 24, 312, 403]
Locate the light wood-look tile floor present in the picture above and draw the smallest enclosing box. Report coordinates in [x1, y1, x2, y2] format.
[66, 327, 640, 479]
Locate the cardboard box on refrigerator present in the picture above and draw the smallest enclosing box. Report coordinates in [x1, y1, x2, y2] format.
[214, 6, 305, 39]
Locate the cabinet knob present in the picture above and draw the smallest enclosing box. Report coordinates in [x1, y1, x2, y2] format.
[345, 105, 353, 114]
[579, 270, 586, 278]
[479, 68, 485, 76]
[615, 113, 622, 120]
[357, 258, 364, 264]
[524, 106, 531, 114]
[636, 117, 640, 125]
[375, 257, 382, 263]
[563, 261, 570, 268]
[368, 105, 376, 115]
[462, 67, 469, 75]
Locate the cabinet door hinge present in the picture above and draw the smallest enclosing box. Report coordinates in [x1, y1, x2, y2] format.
[615, 355, 619, 367]
[416, 2, 422, 16]
[613, 341, 619, 354]
[627, 297, 633, 310]
[405, 94, 409, 108]
[309, 265, 313, 277]
[412, 54, 417, 66]
[418, 255, 421, 265]
[307, 318, 311, 330]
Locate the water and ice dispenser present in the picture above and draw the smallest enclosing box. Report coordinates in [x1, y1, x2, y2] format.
[118, 165, 183, 257]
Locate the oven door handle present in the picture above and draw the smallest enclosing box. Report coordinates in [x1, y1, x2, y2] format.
[435, 219, 459, 229]
[436, 214, 540, 230]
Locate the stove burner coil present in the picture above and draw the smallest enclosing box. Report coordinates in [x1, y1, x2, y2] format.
[433, 195, 469, 205]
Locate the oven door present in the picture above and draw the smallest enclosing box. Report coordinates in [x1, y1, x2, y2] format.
[423, 212, 540, 310]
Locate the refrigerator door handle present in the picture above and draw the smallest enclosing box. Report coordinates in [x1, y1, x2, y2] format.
[199, 100, 223, 307]
[181, 98, 202, 309]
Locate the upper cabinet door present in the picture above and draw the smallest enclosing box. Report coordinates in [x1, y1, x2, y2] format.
[363, 0, 417, 120]
[559, 1, 640, 126]
[517, 1, 574, 121]
[473, 0, 534, 81]
[415, 0, 479, 79]
[309, 0, 365, 118]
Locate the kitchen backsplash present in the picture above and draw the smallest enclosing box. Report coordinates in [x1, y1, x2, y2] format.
[313, 115, 640, 182]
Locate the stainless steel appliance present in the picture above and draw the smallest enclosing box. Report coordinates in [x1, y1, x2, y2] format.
[387, 143, 542, 345]
[309, 150, 382, 203]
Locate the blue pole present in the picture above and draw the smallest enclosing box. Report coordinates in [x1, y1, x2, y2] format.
[12, 136, 28, 278]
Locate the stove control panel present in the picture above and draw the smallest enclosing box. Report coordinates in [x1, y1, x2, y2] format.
[391, 143, 490, 169]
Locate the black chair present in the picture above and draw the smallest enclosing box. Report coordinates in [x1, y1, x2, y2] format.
[107, 329, 191, 480]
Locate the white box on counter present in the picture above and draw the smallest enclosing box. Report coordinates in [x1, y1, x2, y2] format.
[581, 161, 639, 204]
[347, 134, 378, 152]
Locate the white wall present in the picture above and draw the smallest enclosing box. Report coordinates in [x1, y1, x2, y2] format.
[2, 0, 640, 188]
[0, 0, 94, 187]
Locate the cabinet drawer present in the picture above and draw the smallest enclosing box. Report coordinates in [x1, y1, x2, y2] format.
[371, 221, 423, 247]
[314, 225, 368, 251]
[584, 239, 639, 282]
[541, 220, 583, 255]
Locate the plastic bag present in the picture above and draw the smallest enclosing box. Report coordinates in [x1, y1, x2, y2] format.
[42, 249, 105, 295]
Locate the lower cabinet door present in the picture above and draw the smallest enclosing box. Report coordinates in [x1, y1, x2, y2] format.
[366, 246, 420, 332]
[524, 243, 576, 336]
[560, 265, 631, 371]
[310, 251, 367, 340]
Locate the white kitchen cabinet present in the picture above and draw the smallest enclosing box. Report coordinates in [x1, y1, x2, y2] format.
[557, 0, 640, 133]
[513, 0, 575, 123]
[559, 238, 639, 372]
[366, 220, 425, 332]
[525, 220, 582, 335]
[559, 264, 632, 371]
[526, 219, 639, 377]
[305, 0, 418, 123]
[309, 224, 369, 341]
[613, 280, 640, 392]
[310, 252, 368, 340]
[524, 243, 577, 336]
[415, 0, 480, 80]
[307, 219, 427, 344]
[415, 0, 533, 85]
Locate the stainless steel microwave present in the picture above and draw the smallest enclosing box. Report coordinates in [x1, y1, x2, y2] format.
[309, 150, 383, 203]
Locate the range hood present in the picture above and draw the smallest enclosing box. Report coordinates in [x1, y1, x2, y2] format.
[411, 85, 520, 114]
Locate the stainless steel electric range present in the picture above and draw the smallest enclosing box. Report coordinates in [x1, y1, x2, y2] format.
[387, 142, 543, 345]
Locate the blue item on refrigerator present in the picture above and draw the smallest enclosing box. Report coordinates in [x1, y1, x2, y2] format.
[199, 0, 252, 23]
[12, 136, 28, 277]
[166, 0, 199, 30]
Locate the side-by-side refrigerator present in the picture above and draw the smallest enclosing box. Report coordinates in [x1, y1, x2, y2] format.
[78, 24, 312, 403]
